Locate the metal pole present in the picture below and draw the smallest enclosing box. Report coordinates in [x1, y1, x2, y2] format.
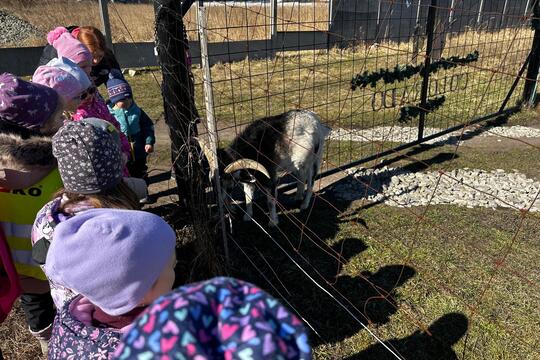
[525, 0, 532, 17]
[328, 0, 333, 29]
[270, 0, 278, 38]
[197, 2, 229, 261]
[416, 0, 422, 25]
[523, 0, 540, 106]
[448, 0, 455, 25]
[98, 0, 113, 50]
[477, 0, 485, 25]
[418, 0, 438, 141]
[500, 0, 509, 28]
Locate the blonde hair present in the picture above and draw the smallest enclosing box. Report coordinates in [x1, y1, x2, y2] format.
[55, 180, 140, 212]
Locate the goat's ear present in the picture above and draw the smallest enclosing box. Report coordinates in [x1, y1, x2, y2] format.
[238, 170, 257, 183]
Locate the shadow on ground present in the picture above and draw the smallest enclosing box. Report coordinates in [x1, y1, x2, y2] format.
[344, 312, 469, 360]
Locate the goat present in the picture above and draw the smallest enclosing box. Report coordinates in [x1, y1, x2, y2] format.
[197, 109, 330, 226]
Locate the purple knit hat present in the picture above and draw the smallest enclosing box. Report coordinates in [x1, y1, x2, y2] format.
[32, 57, 92, 102]
[44, 208, 176, 316]
[113, 277, 312, 360]
[0, 73, 59, 130]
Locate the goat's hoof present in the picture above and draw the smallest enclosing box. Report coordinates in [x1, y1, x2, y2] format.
[243, 214, 252, 222]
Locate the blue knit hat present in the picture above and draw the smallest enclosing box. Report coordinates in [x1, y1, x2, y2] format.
[106, 69, 132, 105]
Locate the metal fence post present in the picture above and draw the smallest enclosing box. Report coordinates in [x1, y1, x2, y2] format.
[197, 1, 230, 261]
[418, 0, 437, 141]
[98, 0, 113, 50]
[523, 0, 540, 106]
[270, 0, 277, 42]
[477, 0, 485, 26]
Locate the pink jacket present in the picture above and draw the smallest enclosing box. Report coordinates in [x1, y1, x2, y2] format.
[0, 224, 22, 323]
[72, 95, 132, 161]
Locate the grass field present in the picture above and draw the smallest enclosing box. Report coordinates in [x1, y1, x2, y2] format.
[1, 0, 329, 46]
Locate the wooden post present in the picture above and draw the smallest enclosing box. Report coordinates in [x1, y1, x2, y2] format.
[197, 2, 229, 261]
[154, 0, 196, 205]
[98, 0, 113, 50]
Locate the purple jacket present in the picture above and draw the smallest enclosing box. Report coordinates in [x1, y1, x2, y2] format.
[48, 296, 124, 360]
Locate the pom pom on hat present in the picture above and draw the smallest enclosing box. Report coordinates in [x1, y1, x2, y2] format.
[47, 27, 69, 45]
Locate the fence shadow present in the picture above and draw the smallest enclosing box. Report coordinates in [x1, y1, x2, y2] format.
[344, 312, 469, 360]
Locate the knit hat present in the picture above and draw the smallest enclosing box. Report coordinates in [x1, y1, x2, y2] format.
[44, 208, 176, 316]
[52, 118, 123, 194]
[47, 27, 93, 65]
[0, 73, 59, 130]
[32, 57, 92, 102]
[113, 277, 312, 360]
[106, 69, 132, 105]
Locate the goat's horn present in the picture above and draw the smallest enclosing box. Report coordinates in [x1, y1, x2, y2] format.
[224, 159, 271, 179]
[193, 137, 216, 166]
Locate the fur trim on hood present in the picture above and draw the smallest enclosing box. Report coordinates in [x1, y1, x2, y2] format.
[0, 132, 57, 190]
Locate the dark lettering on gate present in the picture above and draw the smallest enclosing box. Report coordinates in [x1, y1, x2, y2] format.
[371, 73, 469, 111]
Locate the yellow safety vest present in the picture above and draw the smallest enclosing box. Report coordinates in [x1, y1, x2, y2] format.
[0, 169, 62, 281]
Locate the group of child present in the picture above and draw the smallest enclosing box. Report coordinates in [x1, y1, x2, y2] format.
[0, 26, 312, 359]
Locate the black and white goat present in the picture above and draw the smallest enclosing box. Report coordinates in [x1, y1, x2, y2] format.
[197, 109, 330, 226]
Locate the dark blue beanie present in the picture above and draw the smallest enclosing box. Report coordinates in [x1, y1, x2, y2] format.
[106, 69, 132, 105]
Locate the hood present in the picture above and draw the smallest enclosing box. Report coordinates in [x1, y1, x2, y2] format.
[0, 132, 57, 190]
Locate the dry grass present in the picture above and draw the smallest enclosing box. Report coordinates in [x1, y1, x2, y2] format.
[1, 0, 329, 46]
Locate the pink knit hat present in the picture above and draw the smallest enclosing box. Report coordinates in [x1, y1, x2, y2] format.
[33, 57, 92, 102]
[47, 27, 92, 65]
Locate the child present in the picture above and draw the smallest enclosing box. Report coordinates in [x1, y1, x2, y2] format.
[107, 69, 155, 179]
[46, 27, 132, 161]
[39, 26, 121, 87]
[32, 118, 145, 310]
[0, 73, 65, 353]
[114, 277, 312, 360]
[32, 56, 92, 112]
[45, 208, 176, 359]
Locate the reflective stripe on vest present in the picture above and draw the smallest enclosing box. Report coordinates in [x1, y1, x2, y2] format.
[0, 168, 62, 281]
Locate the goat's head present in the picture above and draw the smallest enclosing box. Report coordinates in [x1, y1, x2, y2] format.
[194, 137, 271, 191]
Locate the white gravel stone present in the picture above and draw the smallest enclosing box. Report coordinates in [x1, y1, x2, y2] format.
[327, 125, 540, 144]
[332, 167, 540, 212]
[0, 11, 41, 45]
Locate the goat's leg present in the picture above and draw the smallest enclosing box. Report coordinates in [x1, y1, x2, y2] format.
[300, 165, 314, 210]
[242, 183, 256, 221]
[294, 172, 305, 201]
[267, 184, 279, 226]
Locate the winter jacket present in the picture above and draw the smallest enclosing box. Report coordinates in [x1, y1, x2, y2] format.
[38, 26, 121, 88]
[71, 94, 133, 166]
[108, 102, 155, 162]
[48, 296, 128, 360]
[0, 132, 63, 291]
[0, 224, 21, 323]
[32, 196, 94, 309]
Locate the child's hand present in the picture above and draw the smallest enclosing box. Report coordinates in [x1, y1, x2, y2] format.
[145, 145, 154, 153]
